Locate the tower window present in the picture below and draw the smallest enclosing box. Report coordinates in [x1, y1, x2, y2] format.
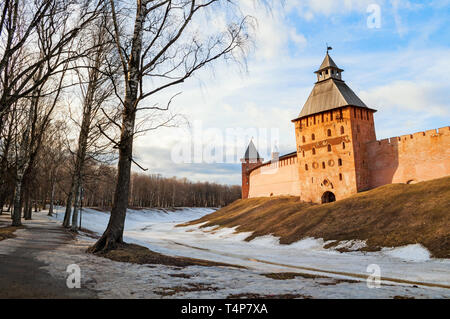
[342, 142, 346, 150]
[302, 136, 306, 143]
[302, 151, 305, 157]
[339, 173, 343, 181]
[330, 112, 333, 121]
[327, 129, 332, 137]
[312, 133, 315, 141]
[340, 126, 345, 134]
[312, 148, 316, 155]
[305, 164, 308, 171]
[327, 145, 332, 152]
[338, 159, 343, 166]
[321, 114, 324, 122]
[322, 162, 326, 169]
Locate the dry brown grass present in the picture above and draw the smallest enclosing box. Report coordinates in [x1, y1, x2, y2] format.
[227, 293, 312, 299]
[263, 272, 329, 280]
[182, 177, 450, 258]
[155, 283, 219, 296]
[262, 272, 359, 285]
[0, 225, 22, 241]
[95, 243, 244, 268]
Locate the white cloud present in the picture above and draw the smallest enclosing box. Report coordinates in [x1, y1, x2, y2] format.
[360, 80, 450, 117]
[290, 0, 379, 20]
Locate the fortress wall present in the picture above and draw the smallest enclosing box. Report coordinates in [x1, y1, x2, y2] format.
[367, 126, 450, 188]
[248, 156, 301, 198]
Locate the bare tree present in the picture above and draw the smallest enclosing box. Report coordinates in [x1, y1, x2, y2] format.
[0, 0, 103, 133]
[40, 121, 68, 216]
[62, 13, 120, 231]
[88, 0, 256, 252]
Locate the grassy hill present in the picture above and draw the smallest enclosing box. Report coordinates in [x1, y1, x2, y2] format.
[182, 176, 450, 258]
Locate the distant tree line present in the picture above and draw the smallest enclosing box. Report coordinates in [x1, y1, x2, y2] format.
[0, 158, 241, 212]
[129, 174, 241, 208]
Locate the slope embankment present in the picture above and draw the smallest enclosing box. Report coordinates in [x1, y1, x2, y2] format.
[182, 176, 450, 258]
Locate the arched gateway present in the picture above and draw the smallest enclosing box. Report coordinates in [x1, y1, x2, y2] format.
[321, 191, 336, 204]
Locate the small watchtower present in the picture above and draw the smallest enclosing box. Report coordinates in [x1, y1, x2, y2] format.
[241, 140, 263, 199]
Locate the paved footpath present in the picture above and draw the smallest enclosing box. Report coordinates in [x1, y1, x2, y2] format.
[0, 212, 96, 299]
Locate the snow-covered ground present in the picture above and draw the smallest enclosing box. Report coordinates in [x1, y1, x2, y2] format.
[46, 207, 450, 298]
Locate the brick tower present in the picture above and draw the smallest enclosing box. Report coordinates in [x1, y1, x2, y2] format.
[241, 140, 263, 199]
[292, 52, 377, 203]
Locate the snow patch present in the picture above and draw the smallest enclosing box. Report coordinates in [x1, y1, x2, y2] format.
[382, 244, 431, 262]
[249, 235, 280, 247]
[289, 237, 326, 250]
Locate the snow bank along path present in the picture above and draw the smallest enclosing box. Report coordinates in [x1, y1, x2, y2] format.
[48, 207, 450, 290]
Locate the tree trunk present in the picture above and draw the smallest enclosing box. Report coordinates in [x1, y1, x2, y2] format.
[24, 189, 32, 220]
[63, 187, 74, 228]
[88, 109, 135, 252]
[26, 199, 32, 220]
[23, 192, 29, 218]
[88, 1, 144, 253]
[71, 185, 81, 232]
[48, 180, 55, 216]
[12, 175, 23, 226]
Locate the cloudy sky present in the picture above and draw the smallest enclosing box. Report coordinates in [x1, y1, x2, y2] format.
[132, 0, 450, 185]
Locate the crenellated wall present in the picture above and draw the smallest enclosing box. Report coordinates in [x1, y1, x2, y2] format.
[248, 155, 301, 198]
[367, 126, 450, 188]
[246, 125, 450, 202]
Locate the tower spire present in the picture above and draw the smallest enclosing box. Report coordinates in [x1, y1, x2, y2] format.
[315, 50, 343, 82]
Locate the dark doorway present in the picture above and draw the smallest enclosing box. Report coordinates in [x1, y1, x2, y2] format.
[322, 191, 336, 204]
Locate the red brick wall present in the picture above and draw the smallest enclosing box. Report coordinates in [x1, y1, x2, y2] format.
[349, 107, 377, 191]
[367, 126, 450, 188]
[248, 155, 301, 198]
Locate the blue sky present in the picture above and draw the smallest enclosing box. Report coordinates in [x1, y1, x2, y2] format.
[133, 0, 450, 185]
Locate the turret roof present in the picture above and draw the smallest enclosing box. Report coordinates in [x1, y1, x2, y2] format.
[243, 140, 262, 160]
[294, 53, 375, 120]
[316, 53, 342, 72]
